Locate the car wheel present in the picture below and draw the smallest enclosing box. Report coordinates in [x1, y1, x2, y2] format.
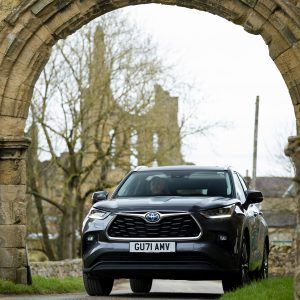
[83, 273, 114, 296]
[256, 243, 268, 280]
[222, 236, 250, 292]
[130, 278, 152, 293]
[240, 236, 250, 286]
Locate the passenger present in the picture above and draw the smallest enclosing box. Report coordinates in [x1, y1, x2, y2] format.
[150, 176, 169, 196]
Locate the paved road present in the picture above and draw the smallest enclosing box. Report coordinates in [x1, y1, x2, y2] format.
[0, 280, 223, 300]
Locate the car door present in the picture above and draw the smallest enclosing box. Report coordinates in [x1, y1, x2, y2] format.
[232, 172, 258, 270]
[236, 173, 261, 268]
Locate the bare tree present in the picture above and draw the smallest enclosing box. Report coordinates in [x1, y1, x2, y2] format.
[27, 11, 220, 259]
[28, 12, 173, 259]
[264, 122, 296, 177]
[26, 122, 57, 260]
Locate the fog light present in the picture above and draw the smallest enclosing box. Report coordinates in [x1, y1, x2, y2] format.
[218, 234, 228, 241]
[86, 234, 95, 242]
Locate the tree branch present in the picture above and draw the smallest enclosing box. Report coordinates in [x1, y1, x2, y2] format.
[28, 190, 65, 213]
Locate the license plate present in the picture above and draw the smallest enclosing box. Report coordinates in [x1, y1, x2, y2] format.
[129, 242, 176, 253]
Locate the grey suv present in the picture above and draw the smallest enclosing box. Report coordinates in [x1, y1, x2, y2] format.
[82, 166, 269, 295]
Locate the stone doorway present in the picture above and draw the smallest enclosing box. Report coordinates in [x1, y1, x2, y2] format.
[0, 1, 300, 297]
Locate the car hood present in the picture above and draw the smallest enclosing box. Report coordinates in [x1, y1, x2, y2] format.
[93, 196, 239, 213]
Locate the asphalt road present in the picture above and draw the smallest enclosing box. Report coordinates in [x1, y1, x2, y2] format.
[0, 279, 224, 300]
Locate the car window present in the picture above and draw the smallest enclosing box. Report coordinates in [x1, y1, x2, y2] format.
[233, 173, 246, 203]
[115, 170, 233, 198]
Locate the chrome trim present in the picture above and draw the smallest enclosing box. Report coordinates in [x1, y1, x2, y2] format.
[106, 211, 202, 241]
[116, 211, 189, 222]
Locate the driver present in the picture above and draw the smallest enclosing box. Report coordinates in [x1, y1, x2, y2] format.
[150, 176, 169, 196]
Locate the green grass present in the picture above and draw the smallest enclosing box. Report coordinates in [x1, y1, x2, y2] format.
[0, 275, 293, 297]
[0, 275, 84, 295]
[220, 277, 293, 300]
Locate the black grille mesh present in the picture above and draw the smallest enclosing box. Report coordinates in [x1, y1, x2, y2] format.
[107, 214, 200, 239]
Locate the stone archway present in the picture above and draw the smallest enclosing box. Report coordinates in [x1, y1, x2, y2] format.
[0, 0, 300, 295]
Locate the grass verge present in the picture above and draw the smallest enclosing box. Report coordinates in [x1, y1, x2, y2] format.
[0, 275, 293, 297]
[220, 276, 293, 300]
[0, 275, 84, 295]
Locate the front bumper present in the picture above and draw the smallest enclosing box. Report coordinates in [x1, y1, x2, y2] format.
[82, 240, 239, 280]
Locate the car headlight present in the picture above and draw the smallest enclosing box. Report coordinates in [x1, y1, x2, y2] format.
[88, 208, 110, 220]
[200, 204, 235, 219]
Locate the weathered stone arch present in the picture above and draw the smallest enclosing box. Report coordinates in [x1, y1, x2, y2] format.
[0, 1, 300, 135]
[0, 0, 300, 296]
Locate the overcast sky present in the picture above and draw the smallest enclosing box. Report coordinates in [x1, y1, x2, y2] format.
[124, 4, 296, 177]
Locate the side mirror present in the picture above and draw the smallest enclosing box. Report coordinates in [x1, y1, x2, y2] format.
[245, 190, 263, 206]
[92, 191, 109, 204]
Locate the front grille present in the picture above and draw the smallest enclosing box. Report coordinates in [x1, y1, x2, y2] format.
[107, 213, 201, 240]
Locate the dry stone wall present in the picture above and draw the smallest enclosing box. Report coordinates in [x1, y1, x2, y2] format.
[262, 197, 297, 244]
[29, 251, 295, 278]
[30, 259, 82, 278]
[261, 196, 297, 276]
[269, 244, 296, 276]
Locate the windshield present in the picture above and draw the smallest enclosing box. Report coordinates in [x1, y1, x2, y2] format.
[115, 170, 233, 198]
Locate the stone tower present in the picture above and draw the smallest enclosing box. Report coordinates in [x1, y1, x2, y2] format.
[82, 27, 184, 175]
[136, 85, 184, 166]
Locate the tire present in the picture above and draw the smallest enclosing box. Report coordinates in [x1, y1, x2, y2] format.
[256, 243, 268, 280]
[239, 236, 250, 286]
[222, 236, 250, 292]
[130, 278, 152, 293]
[83, 273, 114, 296]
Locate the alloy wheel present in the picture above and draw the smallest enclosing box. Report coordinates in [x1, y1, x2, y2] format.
[241, 238, 250, 285]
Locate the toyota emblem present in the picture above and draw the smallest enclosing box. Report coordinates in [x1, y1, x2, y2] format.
[145, 211, 160, 223]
